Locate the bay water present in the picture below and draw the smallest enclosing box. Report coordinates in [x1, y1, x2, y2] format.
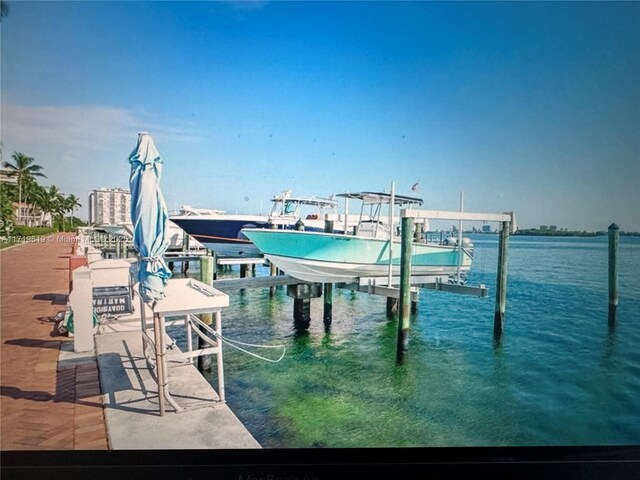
[174, 235, 640, 447]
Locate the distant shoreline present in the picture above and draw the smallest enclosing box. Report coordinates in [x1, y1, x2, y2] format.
[470, 230, 640, 237]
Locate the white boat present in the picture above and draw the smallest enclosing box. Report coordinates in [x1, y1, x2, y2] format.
[170, 191, 342, 257]
[242, 191, 474, 284]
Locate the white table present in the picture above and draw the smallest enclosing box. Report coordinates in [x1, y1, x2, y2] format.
[139, 278, 229, 416]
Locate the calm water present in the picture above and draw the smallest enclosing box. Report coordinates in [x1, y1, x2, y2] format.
[173, 235, 640, 447]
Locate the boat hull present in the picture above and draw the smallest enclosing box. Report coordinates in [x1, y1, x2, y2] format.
[170, 216, 342, 258]
[242, 229, 472, 283]
[170, 216, 269, 257]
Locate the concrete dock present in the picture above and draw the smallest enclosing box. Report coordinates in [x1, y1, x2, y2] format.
[96, 331, 260, 449]
[1, 234, 260, 450]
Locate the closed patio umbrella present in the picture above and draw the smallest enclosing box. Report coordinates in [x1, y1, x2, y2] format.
[128, 132, 176, 415]
[128, 132, 172, 303]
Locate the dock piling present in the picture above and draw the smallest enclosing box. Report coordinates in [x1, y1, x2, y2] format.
[198, 255, 215, 372]
[608, 223, 619, 326]
[269, 260, 277, 296]
[293, 298, 311, 330]
[493, 220, 510, 339]
[181, 233, 190, 274]
[411, 289, 419, 314]
[396, 216, 414, 364]
[323, 219, 334, 327]
[287, 283, 321, 330]
[386, 297, 398, 316]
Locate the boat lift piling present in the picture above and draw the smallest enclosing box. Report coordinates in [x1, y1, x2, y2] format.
[397, 208, 516, 363]
[198, 254, 215, 372]
[323, 219, 334, 327]
[493, 221, 509, 339]
[396, 216, 414, 364]
[386, 182, 399, 316]
[608, 223, 619, 326]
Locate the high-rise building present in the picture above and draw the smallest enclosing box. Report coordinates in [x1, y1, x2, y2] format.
[88, 188, 131, 225]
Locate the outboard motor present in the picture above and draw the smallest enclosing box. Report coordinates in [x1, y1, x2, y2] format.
[443, 236, 458, 246]
[462, 237, 474, 258]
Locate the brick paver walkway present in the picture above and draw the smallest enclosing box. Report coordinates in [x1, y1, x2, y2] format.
[1, 234, 108, 450]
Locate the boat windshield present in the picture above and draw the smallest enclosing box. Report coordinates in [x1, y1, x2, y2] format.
[269, 191, 338, 218]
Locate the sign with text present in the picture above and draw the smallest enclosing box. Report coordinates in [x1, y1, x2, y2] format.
[93, 287, 133, 315]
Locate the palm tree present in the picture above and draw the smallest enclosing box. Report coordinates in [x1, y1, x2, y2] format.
[2, 152, 46, 225]
[0, 183, 15, 232]
[44, 186, 65, 231]
[29, 184, 52, 227]
[65, 194, 81, 230]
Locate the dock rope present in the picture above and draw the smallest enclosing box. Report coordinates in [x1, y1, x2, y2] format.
[188, 314, 286, 363]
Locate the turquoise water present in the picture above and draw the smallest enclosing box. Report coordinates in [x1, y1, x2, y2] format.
[173, 235, 640, 447]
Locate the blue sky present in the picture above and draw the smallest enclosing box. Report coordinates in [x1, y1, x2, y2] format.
[2, 1, 639, 231]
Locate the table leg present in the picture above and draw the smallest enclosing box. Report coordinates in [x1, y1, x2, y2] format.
[215, 311, 225, 403]
[153, 311, 165, 416]
[186, 314, 193, 364]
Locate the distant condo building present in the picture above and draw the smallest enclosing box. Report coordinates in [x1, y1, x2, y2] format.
[88, 188, 131, 225]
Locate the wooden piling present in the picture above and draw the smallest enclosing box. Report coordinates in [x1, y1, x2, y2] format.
[413, 222, 424, 242]
[386, 297, 398, 316]
[198, 255, 214, 371]
[269, 261, 277, 296]
[396, 216, 413, 364]
[608, 223, 619, 326]
[323, 283, 333, 327]
[269, 222, 278, 296]
[181, 232, 190, 274]
[240, 264, 248, 278]
[323, 219, 334, 326]
[411, 289, 419, 314]
[293, 298, 311, 330]
[212, 251, 218, 281]
[493, 221, 509, 339]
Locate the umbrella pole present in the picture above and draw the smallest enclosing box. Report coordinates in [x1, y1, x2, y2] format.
[140, 289, 148, 356]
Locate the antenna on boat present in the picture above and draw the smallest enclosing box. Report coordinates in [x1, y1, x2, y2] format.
[387, 181, 395, 287]
[456, 191, 464, 284]
[344, 191, 349, 235]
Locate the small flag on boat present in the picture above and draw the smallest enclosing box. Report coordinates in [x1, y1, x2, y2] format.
[411, 182, 419, 192]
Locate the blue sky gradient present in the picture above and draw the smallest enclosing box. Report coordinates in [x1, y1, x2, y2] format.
[2, 1, 639, 230]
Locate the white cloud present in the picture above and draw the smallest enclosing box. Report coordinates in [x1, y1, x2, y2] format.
[0, 101, 201, 219]
[1, 102, 200, 164]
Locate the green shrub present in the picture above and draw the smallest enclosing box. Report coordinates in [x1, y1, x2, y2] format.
[11, 226, 57, 236]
